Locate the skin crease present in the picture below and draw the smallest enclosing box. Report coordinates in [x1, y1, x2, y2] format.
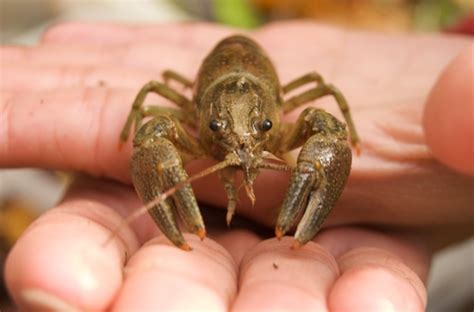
[1, 22, 473, 311]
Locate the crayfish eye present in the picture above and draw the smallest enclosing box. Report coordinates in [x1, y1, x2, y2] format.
[260, 119, 272, 132]
[154, 124, 163, 134]
[209, 119, 222, 131]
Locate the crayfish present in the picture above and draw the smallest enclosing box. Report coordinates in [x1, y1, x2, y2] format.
[118, 35, 360, 250]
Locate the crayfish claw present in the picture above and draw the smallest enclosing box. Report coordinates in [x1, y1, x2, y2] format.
[292, 240, 302, 250]
[196, 228, 206, 241]
[275, 130, 352, 247]
[179, 242, 192, 251]
[226, 210, 234, 227]
[275, 226, 284, 240]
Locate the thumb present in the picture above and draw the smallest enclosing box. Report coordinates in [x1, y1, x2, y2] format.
[423, 45, 474, 175]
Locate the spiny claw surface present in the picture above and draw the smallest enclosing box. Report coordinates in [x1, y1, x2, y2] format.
[275, 113, 352, 246]
[131, 118, 205, 250]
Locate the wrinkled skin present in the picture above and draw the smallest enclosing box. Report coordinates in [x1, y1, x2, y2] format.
[1, 22, 473, 311]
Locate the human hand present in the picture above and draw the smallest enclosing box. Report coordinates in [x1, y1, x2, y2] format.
[1, 22, 472, 311]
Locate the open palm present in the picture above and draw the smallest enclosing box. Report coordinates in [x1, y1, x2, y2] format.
[1, 22, 472, 311]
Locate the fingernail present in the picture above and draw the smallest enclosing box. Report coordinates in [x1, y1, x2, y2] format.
[338, 247, 427, 306]
[330, 266, 426, 312]
[20, 288, 80, 312]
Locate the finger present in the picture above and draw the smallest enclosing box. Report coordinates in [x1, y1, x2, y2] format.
[3, 21, 469, 110]
[334, 97, 474, 227]
[5, 178, 143, 311]
[1, 24, 232, 93]
[315, 227, 430, 280]
[212, 228, 262, 265]
[0, 26, 231, 97]
[315, 227, 429, 311]
[2, 22, 466, 117]
[423, 44, 474, 175]
[41, 22, 233, 46]
[0, 88, 135, 182]
[11, 21, 466, 108]
[232, 237, 339, 311]
[112, 235, 237, 311]
[1, 24, 233, 79]
[331, 248, 426, 311]
[0, 43, 202, 74]
[0, 63, 157, 92]
[202, 207, 264, 264]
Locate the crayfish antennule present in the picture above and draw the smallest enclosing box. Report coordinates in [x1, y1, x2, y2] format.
[196, 228, 206, 241]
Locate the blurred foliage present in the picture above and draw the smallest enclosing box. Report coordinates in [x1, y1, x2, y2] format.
[214, 0, 261, 28]
[0, 199, 37, 249]
[413, 0, 471, 30]
[0, 199, 38, 307]
[252, 0, 413, 31]
[180, 0, 473, 31]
